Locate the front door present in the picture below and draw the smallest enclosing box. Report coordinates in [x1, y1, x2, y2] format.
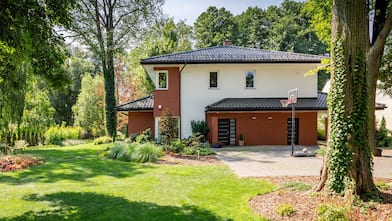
[218, 119, 236, 146]
[287, 118, 299, 145]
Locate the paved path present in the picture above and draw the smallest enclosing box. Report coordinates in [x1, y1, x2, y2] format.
[215, 146, 392, 178]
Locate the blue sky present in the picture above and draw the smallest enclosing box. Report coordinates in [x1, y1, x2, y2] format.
[163, 0, 285, 25]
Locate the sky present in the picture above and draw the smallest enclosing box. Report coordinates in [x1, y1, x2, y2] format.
[162, 0, 285, 25]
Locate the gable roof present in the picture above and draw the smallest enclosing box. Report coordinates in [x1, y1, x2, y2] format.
[206, 92, 328, 111]
[141, 46, 326, 65]
[115, 95, 153, 111]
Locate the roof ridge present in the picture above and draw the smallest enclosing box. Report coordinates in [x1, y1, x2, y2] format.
[141, 46, 224, 62]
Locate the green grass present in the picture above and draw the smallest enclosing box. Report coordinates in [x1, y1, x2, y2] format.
[0, 144, 274, 220]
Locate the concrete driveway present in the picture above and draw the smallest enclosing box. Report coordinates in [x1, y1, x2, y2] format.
[214, 146, 392, 178]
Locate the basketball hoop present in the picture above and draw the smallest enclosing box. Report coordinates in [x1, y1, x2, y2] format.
[280, 99, 290, 108]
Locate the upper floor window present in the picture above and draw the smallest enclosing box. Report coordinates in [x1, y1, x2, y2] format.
[157, 71, 168, 89]
[209, 71, 218, 88]
[245, 71, 255, 88]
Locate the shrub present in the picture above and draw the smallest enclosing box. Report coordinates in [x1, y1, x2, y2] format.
[45, 125, 83, 145]
[316, 204, 349, 221]
[132, 143, 162, 163]
[183, 145, 216, 156]
[129, 133, 138, 143]
[182, 133, 203, 147]
[93, 136, 113, 145]
[375, 117, 391, 147]
[317, 127, 326, 140]
[106, 143, 134, 162]
[106, 142, 162, 163]
[190, 120, 210, 141]
[159, 110, 178, 144]
[315, 145, 327, 156]
[135, 128, 154, 143]
[276, 203, 295, 217]
[170, 139, 185, 153]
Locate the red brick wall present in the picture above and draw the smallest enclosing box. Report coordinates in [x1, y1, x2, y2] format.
[153, 67, 180, 117]
[206, 112, 317, 146]
[127, 112, 154, 137]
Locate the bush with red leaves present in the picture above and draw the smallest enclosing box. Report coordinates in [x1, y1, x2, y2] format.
[0, 156, 43, 172]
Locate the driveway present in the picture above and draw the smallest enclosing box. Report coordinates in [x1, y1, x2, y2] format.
[214, 146, 392, 178]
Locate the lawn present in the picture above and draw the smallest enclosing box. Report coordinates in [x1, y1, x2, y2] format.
[0, 144, 274, 221]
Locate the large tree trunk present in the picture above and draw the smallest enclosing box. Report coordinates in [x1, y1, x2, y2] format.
[315, 0, 378, 197]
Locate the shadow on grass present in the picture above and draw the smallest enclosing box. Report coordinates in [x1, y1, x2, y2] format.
[0, 147, 152, 185]
[0, 192, 227, 221]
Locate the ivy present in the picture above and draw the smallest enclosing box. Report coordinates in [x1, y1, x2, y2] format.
[327, 39, 352, 194]
[327, 39, 374, 194]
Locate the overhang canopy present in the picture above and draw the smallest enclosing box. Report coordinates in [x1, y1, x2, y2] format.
[115, 95, 153, 111]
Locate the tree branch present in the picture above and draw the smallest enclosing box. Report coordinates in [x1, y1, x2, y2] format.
[370, 8, 392, 59]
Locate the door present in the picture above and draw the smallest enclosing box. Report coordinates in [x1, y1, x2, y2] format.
[287, 118, 299, 145]
[218, 119, 236, 146]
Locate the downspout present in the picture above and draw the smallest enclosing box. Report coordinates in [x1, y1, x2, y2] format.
[178, 63, 187, 139]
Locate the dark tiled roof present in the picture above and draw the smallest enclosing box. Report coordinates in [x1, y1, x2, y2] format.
[115, 95, 153, 111]
[141, 46, 325, 64]
[206, 92, 328, 111]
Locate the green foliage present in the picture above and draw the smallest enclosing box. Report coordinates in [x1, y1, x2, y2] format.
[239, 133, 244, 141]
[190, 120, 210, 141]
[45, 125, 83, 145]
[315, 145, 327, 157]
[316, 204, 349, 221]
[375, 117, 391, 147]
[50, 48, 97, 125]
[235, 7, 269, 48]
[275, 203, 295, 217]
[281, 182, 312, 191]
[194, 6, 238, 48]
[326, 39, 353, 194]
[133, 143, 163, 163]
[93, 136, 113, 145]
[158, 110, 178, 144]
[375, 181, 390, 191]
[72, 74, 105, 138]
[317, 114, 327, 141]
[106, 142, 162, 163]
[135, 128, 154, 144]
[303, 0, 332, 48]
[170, 139, 186, 153]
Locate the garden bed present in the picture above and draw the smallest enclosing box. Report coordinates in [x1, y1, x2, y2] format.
[157, 154, 222, 166]
[0, 155, 44, 172]
[249, 176, 392, 221]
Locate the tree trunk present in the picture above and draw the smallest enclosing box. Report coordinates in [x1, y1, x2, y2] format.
[314, 0, 378, 198]
[104, 1, 117, 139]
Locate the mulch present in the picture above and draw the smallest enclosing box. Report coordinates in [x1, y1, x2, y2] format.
[156, 154, 222, 166]
[249, 176, 392, 221]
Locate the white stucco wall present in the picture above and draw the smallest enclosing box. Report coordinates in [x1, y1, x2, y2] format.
[179, 63, 319, 138]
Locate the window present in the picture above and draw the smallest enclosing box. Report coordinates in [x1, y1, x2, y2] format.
[157, 71, 168, 89]
[245, 71, 255, 88]
[209, 71, 218, 88]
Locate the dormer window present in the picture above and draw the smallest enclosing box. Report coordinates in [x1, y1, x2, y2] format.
[209, 71, 218, 88]
[245, 71, 255, 88]
[157, 71, 168, 89]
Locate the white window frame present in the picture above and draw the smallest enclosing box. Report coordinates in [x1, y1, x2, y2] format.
[245, 70, 255, 89]
[209, 71, 219, 89]
[156, 71, 168, 90]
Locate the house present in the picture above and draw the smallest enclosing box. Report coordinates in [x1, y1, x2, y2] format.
[116, 45, 329, 146]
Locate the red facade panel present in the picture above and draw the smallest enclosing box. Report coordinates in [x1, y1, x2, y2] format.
[127, 112, 155, 137]
[153, 67, 180, 117]
[207, 112, 317, 146]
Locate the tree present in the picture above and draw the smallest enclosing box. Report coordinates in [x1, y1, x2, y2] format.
[72, 74, 105, 137]
[50, 47, 97, 125]
[305, 0, 392, 155]
[158, 109, 177, 144]
[265, 0, 328, 54]
[0, 0, 75, 144]
[71, 0, 163, 138]
[235, 7, 269, 48]
[314, 0, 389, 198]
[194, 6, 238, 48]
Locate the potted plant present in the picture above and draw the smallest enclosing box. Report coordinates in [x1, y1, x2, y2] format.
[239, 133, 244, 146]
